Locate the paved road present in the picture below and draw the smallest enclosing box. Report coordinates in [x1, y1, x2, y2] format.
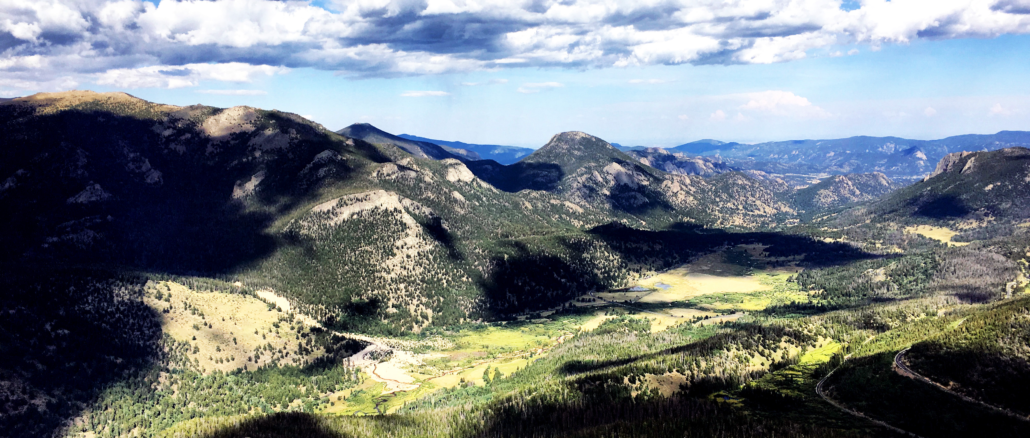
[893, 348, 1029, 422]
[815, 364, 924, 438]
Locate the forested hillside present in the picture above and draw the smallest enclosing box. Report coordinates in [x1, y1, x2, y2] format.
[4, 91, 1030, 438]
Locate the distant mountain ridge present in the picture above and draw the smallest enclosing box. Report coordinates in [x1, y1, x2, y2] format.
[397, 134, 533, 165]
[467, 131, 796, 228]
[670, 131, 1030, 181]
[669, 139, 743, 155]
[338, 123, 478, 161]
[626, 147, 737, 177]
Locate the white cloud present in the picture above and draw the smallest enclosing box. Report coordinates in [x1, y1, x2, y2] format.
[738, 91, 830, 118]
[0, 55, 45, 71]
[989, 103, 1013, 116]
[197, 89, 268, 95]
[677, 114, 689, 121]
[95, 63, 288, 89]
[401, 90, 450, 97]
[710, 110, 726, 122]
[517, 82, 564, 93]
[3, 0, 1030, 83]
[924, 107, 937, 117]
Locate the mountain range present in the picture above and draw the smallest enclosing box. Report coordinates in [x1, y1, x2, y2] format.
[397, 134, 534, 165]
[404, 130, 1030, 184]
[4, 91, 1030, 438]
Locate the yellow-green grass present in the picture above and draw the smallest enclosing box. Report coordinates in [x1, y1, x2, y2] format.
[638, 311, 692, 332]
[695, 313, 744, 326]
[323, 381, 389, 416]
[578, 311, 616, 331]
[451, 325, 556, 353]
[143, 281, 321, 374]
[640, 272, 771, 303]
[428, 357, 530, 389]
[640, 372, 688, 397]
[904, 225, 970, 246]
[686, 273, 810, 312]
[596, 291, 651, 302]
[321, 378, 380, 414]
[799, 340, 841, 365]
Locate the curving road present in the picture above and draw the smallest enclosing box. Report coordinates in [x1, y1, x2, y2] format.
[893, 348, 1030, 422]
[815, 364, 924, 438]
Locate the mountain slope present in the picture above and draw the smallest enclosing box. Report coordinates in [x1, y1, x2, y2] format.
[878, 147, 1030, 223]
[467, 131, 794, 228]
[627, 147, 737, 177]
[0, 91, 792, 337]
[792, 172, 899, 213]
[337, 123, 477, 161]
[397, 134, 533, 164]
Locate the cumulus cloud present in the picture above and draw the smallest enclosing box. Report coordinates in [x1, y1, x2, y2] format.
[710, 110, 727, 122]
[738, 91, 830, 118]
[924, 106, 937, 117]
[3, 0, 1030, 88]
[401, 90, 450, 97]
[989, 103, 1013, 116]
[95, 63, 288, 89]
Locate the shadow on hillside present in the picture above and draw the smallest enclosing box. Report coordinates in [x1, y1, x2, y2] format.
[196, 412, 347, 438]
[558, 322, 801, 376]
[907, 344, 1030, 417]
[827, 352, 1030, 437]
[0, 267, 162, 438]
[470, 393, 825, 437]
[466, 160, 564, 192]
[912, 194, 971, 219]
[477, 222, 877, 319]
[0, 107, 386, 275]
[606, 175, 676, 216]
[417, 216, 463, 260]
[477, 240, 607, 318]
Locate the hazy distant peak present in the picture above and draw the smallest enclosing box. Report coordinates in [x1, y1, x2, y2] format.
[337, 122, 471, 161]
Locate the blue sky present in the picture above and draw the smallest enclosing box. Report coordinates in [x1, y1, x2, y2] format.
[2, 1, 1030, 147]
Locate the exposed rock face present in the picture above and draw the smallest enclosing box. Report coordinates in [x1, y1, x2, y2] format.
[871, 147, 1030, 223]
[793, 172, 898, 211]
[926, 151, 974, 180]
[67, 183, 111, 204]
[202, 106, 258, 140]
[442, 159, 476, 183]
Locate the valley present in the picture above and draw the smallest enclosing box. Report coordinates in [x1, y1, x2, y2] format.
[2, 91, 1030, 438]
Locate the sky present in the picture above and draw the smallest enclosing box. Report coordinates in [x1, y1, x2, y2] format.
[1, 1, 1029, 147]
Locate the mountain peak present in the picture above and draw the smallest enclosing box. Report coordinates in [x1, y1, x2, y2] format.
[337, 123, 473, 161]
[527, 131, 622, 162]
